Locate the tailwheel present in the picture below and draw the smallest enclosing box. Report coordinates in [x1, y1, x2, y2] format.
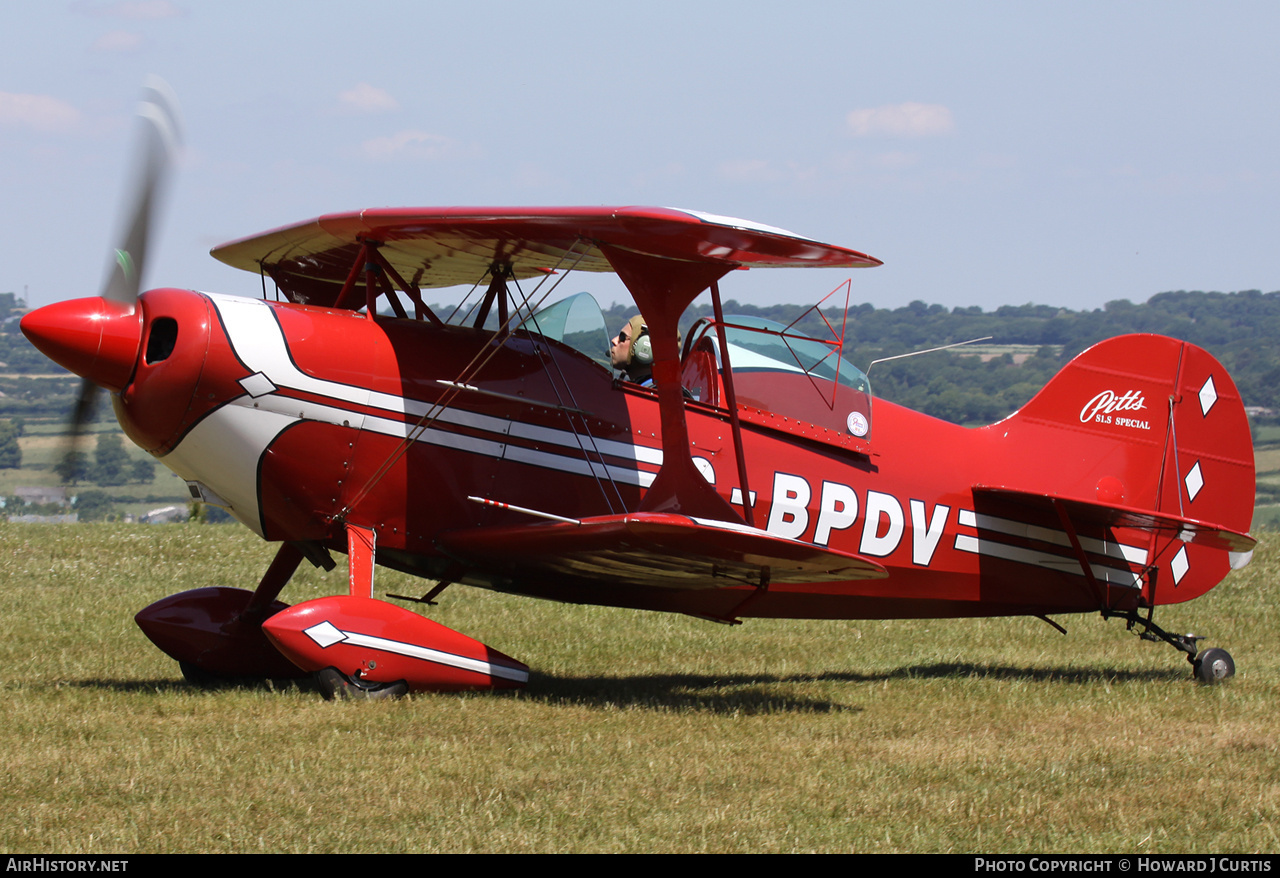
[1101, 609, 1236, 684]
[314, 667, 410, 701]
[1193, 648, 1236, 685]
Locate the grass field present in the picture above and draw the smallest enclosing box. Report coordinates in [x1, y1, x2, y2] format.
[2, 424, 190, 518]
[1251, 438, 1280, 529]
[1, 523, 1276, 854]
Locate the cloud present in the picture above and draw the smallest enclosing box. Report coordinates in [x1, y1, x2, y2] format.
[0, 92, 80, 132]
[337, 83, 399, 114]
[846, 103, 955, 138]
[75, 1, 184, 19]
[360, 130, 471, 161]
[91, 29, 145, 52]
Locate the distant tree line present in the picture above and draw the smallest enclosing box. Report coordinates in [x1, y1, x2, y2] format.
[54, 433, 155, 486]
[606, 289, 1280, 425]
[0, 292, 83, 421]
[8, 288, 1280, 429]
[0, 418, 22, 468]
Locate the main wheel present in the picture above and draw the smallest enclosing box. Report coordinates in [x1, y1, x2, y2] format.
[1193, 648, 1235, 685]
[314, 667, 409, 701]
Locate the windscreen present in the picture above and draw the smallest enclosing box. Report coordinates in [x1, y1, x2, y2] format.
[720, 315, 870, 394]
[519, 292, 612, 369]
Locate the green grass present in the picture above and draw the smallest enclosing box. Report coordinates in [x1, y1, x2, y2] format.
[1, 523, 1277, 853]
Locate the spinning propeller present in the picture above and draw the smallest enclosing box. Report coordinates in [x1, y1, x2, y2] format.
[22, 77, 182, 439]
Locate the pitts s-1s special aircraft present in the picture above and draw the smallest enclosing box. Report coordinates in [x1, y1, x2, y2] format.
[21, 83, 1256, 697]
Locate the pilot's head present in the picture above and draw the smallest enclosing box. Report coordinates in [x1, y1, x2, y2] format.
[610, 315, 653, 383]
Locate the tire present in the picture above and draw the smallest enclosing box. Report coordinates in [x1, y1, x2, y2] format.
[314, 667, 409, 701]
[1194, 648, 1235, 685]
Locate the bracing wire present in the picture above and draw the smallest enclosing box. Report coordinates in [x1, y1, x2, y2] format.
[336, 241, 596, 520]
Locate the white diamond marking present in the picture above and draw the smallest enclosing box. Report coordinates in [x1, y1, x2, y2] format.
[1170, 545, 1190, 585]
[239, 371, 277, 398]
[1184, 461, 1204, 502]
[304, 620, 347, 648]
[1198, 375, 1218, 417]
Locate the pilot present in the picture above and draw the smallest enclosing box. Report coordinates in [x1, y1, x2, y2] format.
[610, 315, 655, 387]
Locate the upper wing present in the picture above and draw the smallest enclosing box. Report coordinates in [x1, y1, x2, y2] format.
[210, 206, 881, 307]
[436, 510, 888, 591]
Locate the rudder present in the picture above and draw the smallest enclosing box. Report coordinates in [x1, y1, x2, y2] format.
[1000, 334, 1255, 604]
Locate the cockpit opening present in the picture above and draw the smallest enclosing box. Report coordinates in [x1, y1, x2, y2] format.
[681, 315, 873, 441]
[518, 295, 874, 442]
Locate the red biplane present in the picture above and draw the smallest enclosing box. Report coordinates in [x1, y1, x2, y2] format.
[21, 84, 1255, 696]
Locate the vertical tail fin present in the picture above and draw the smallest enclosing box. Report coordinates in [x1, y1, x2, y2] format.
[998, 334, 1254, 604]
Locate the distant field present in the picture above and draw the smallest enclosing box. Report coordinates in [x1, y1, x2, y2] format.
[1, 523, 1276, 854]
[1253, 439, 1280, 530]
[952, 343, 1063, 363]
[1252, 505, 1280, 529]
[1255, 446, 1280, 475]
[2, 424, 189, 516]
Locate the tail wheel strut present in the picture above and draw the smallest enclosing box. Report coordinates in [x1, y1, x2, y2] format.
[1101, 609, 1235, 685]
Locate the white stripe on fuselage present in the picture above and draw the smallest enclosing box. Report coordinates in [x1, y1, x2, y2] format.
[162, 403, 297, 537]
[178, 296, 1147, 592]
[956, 508, 1146, 564]
[172, 295, 661, 533]
[953, 533, 1141, 587]
[213, 295, 660, 464]
[953, 508, 1145, 588]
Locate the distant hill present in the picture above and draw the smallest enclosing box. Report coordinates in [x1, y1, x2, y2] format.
[6, 289, 1279, 428]
[0, 292, 82, 422]
[648, 289, 1280, 425]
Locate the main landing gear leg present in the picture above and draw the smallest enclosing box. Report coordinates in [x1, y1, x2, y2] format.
[1101, 609, 1236, 685]
[260, 524, 529, 695]
[312, 524, 409, 701]
[135, 541, 312, 689]
[243, 542, 306, 623]
[180, 543, 306, 688]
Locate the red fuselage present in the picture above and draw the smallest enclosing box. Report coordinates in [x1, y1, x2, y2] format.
[36, 287, 1243, 624]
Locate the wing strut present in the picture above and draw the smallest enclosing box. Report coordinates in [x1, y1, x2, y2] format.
[366, 245, 441, 325]
[472, 263, 512, 330]
[1050, 497, 1112, 609]
[710, 279, 755, 527]
[331, 239, 444, 325]
[601, 244, 742, 523]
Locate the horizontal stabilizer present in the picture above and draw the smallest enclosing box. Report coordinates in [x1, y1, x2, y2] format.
[438, 511, 887, 590]
[973, 486, 1256, 554]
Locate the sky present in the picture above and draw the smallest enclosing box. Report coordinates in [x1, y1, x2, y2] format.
[3, 1, 1280, 314]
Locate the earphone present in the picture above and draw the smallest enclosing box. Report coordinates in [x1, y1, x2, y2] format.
[628, 315, 653, 366]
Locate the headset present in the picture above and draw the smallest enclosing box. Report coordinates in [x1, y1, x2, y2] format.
[626, 314, 653, 366]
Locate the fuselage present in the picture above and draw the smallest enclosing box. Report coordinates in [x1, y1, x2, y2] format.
[83, 287, 1245, 622]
